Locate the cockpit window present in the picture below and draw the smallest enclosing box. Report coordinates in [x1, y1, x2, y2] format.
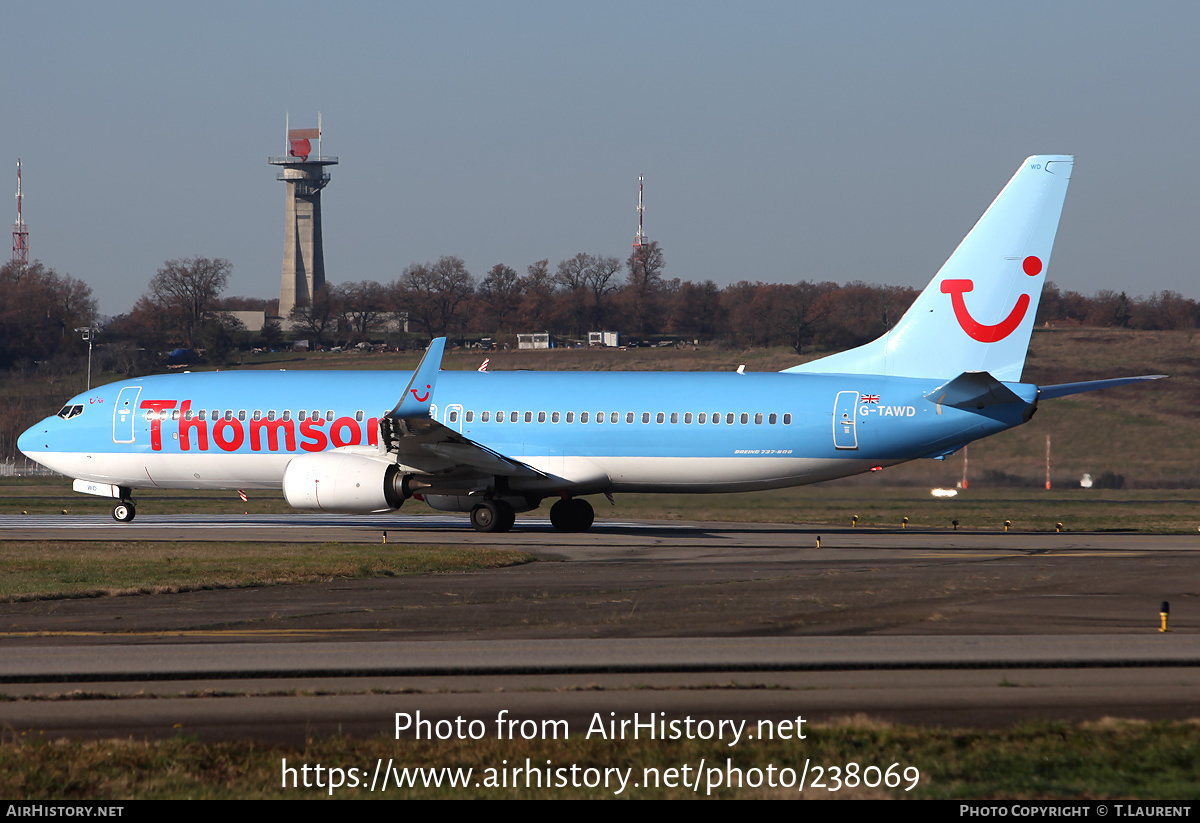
[56, 404, 84, 420]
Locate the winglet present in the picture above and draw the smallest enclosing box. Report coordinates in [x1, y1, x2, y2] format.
[389, 337, 446, 419]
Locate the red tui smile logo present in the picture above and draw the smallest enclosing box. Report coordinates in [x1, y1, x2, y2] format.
[941, 256, 1042, 343]
[410, 385, 431, 402]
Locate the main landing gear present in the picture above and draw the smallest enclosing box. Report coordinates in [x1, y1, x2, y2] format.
[111, 501, 136, 523]
[550, 497, 594, 532]
[470, 499, 517, 533]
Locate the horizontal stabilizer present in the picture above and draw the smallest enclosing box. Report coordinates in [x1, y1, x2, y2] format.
[1038, 374, 1166, 400]
[926, 371, 1026, 410]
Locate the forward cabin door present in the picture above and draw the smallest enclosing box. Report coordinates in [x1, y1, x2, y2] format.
[113, 386, 141, 444]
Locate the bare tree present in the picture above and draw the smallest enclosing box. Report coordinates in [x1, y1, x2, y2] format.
[395, 255, 475, 336]
[584, 255, 623, 328]
[0, 261, 97, 368]
[146, 257, 232, 347]
[338, 280, 390, 344]
[516, 259, 558, 330]
[478, 263, 523, 333]
[625, 240, 666, 335]
[289, 282, 340, 346]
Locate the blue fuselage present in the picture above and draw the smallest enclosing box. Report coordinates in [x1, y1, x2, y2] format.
[19, 368, 1036, 496]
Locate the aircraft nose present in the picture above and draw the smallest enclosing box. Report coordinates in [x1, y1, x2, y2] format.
[17, 417, 53, 457]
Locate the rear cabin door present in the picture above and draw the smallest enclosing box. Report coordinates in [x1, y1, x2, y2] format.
[833, 390, 859, 450]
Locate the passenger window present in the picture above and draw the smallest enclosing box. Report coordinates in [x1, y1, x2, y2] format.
[283, 410, 291, 421]
[755, 413, 763, 424]
[699, 413, 707, 424]
[566, 412, 575, 423]
[466, 411, 474, 422]
[326, 411, 334, 421]
[595, 411, 603, 423]
[298, 411, 307, 421]
[449, 410, 458, 423]
[625, 412, 633, 423]
[581, 412, 590, 423]
[497, 411, 505, 422]
[769, 413, 777, 424]
[482, 411, 490, 422]
[268, 410, 277, 421]
[610, 412, 618, 423]
[171, 410, 180, 421]
[525, 411, 533, 423]
[656, 412, 665, 424]
[538, 411, 546, 423]
[740, 413, 749, 424]
[224, 410, 233, 421]
[642, 412, 650, 424]
[726, 413, 734, 424]
[253, 410, 262, 421]
[713, 412, 721, 424]
[552, 411, 560, 423]
[684, 413, 693, 424]
[670, 412, 678, 424]
[783, 413, 792, 424]
[237, 410, 246, 421]
[355, 411, 364, 422]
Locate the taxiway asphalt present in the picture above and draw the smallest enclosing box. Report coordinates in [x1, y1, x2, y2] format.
[1, 514, 1197, 740]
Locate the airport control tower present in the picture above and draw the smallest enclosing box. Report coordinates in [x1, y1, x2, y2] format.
[269, 116, 337, 319]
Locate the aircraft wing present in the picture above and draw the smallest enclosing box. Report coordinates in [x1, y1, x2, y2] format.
[380, 338, 547, 478]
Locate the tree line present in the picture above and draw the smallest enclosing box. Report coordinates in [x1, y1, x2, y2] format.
[6, 248, 1200, 373]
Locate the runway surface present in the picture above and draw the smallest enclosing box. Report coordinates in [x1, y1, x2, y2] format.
[1, 513, 1198, 740]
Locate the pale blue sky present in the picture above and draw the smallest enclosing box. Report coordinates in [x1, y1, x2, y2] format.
[4, 1, 1197, 315]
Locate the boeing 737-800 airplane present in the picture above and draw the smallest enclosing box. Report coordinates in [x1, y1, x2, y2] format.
[18, 156, 1161, 532]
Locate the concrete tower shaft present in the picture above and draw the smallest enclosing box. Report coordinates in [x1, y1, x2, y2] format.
[269, 121, 337, 319]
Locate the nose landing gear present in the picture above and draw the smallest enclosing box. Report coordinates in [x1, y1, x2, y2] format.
[111, 501, 136, 523]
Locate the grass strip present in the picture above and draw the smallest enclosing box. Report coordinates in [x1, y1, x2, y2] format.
[0, 718, 1196, 799]
[0, 541, 534, 601]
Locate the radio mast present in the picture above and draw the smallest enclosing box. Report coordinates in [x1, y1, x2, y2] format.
[12, 159, 28, 265]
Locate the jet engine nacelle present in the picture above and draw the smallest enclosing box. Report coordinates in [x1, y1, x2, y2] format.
[282, 452, 406, 513]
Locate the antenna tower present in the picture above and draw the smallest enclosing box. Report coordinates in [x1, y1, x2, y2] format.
[632, 174, 647, 253]
[12, 159, 28, 265]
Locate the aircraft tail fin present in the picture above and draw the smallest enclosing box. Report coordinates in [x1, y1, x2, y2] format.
[785, 155, 1073, 382]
